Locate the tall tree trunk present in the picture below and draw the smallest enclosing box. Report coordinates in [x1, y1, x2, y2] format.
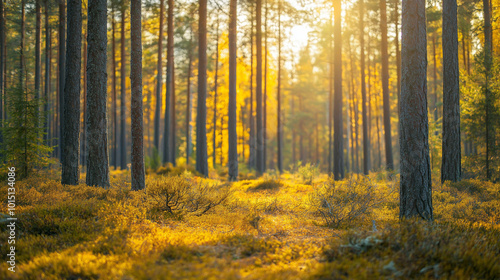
[35, 0, 41, 123]
[196, 0, 208, 176]
[374, 68, 382, 168]
[164, 0, 174, 165]
[120, 7, 127, 169]
[219, 115, 223, 165]
[58, 1, 66, 161]
[213, 19, 219, 168]
[328, 10, 333, 174]
[248, 10, 255, 169]
[255, 0, 264, 173]
[130, 0, 145, 190]
[111, 14, 118, 167]
[315, 113, 319, 163]
[186, 31, 193, 165]
[483, 0, 492, 180]
[348, 61, 355, 173]
[170, 53, 176, 164]
[432, 33, 438, 124]
[441, 0, 461, 182]
[380, 0, 394, 170]
[263, 0, 268, 171]
[395, 0, 401, 114]
[400, 0, 432, 220]
[360, 0, 369, 175]
[299, 97, 304, 162]
[228, 0, 238, 180]
[20, 1, 25, 86]
[61, 0, 81, 185]
[81, 33, 87, 167]
[277, 0, 282, 173]
[87, 0, 110, 187]
[333, 0, 344, 180]
[367, 36, 373, 168]
[44, 0, 51, 146]
[154, 0, 164, 151]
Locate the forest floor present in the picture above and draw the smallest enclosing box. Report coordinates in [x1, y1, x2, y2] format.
[1, 166, 499, 279]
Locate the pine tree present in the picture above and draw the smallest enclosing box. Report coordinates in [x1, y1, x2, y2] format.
[333, 0, 344, 180]
[130, 0, 145, 190]
[196, 0, 208, 176]
[400, 0, 432, 220]
[441, 0, 461, 182]
[2, 85, 53, 179]
[61, 0, 82, 185]
[228, 0, 238, 180]
[86, 0, 110, 187]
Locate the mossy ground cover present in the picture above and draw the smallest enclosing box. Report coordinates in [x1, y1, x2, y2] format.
[1, 168, 499, 279]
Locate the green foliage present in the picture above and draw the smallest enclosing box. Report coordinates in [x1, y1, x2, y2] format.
[146, 147, 161, 171]
[1, 84, 53, 179]
[461, 52, 500, 180]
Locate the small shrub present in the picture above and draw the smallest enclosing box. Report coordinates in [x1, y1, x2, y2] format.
[146, 176, 231, 217]
[309, 178, 382, 228]
[297, 162, 319, 184]
[249, 179, 283, 192]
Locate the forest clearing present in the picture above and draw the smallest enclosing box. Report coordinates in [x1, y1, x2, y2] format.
[1, 168, 500, 279]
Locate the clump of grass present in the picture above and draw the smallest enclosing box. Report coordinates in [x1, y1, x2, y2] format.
[317, 220, 500, 279]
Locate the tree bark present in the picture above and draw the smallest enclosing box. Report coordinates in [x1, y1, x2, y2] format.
[213, 19, 219, 168]
[44, 0, 51, 146]
[154, 0, 164, 151]
[228, 0, 238, 180]
[400, 0, 432, 220]
[120, 7, 127, 169]
[395, 0, 401, 114]
[81, 33, 87, 167]
[86, 0, 110, 187]
[111, 13, 118, 167]
[186, 31, 193, 165]
[164, 0, 174, 165]
[58, 1, 66, 161]
[483, 0, 492, 180]
[248, 9, 255, 169]
[380, 0, 394, 170]
[333, 0, 344, 180]
[360, 0, 369, 175]
[441, 0, 461, 182]
[277, 0, 283, 173]
[328, 10, 333, 175]
[130, 0, 145, 190]
[196, 0, 208, 176]
[35, 0, 41, 122]
[263, 0, 268, 171]
[255, 0, 264, 174]
[61, 0, 82, 185]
